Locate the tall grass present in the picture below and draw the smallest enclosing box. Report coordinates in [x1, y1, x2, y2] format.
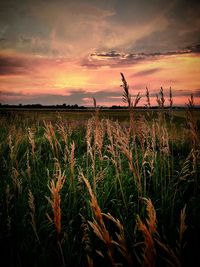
[0, 74, 199, 266]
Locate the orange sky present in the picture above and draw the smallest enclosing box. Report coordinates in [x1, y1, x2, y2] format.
[0, 0, 200, 106]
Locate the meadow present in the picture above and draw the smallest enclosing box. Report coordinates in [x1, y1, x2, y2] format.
[0, 80, 200, 267]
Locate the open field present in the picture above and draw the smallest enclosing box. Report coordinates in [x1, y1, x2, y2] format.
[0, 107, 200, 267]
[1, 107, 200, 123]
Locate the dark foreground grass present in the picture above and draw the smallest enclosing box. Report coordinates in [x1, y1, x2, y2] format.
[0, 106, 199, 267]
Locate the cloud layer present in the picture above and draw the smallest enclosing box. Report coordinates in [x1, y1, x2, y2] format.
[0, 0, 200, 106]
[1, 0, 200, 57]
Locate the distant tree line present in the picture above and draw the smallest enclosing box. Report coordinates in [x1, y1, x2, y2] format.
[0, 103, 87, 109]
[0, 103, 192, 110]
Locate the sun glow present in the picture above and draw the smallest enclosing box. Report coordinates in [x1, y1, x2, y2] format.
[55, 73, 89, 88]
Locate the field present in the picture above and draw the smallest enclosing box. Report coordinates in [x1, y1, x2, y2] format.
[0, 105, 200, 267]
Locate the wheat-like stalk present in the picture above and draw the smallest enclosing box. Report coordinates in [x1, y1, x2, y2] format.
[79, 172, 115, 266]
[106, 119, 122, 173]
[179, 205, 187, 245]
[28, 190, 39, 241]
[57, 120, 68, 145]
[142, 198, 157, 235]
[112, 120, 142, 193]
[46, 165, 66, 237]
[70, 141, 75, 183]
[169, 87, 173, 108]
[146, 87, 151, 108]
[44, 121, 61, 158]
[133, 92, 141, 108]
[11, 167, 22, 195]
[121, 72, 132, 108]
[136, 198, 157, 267]
[26, 151, 31, 179]
[136, 216, 156, 267]
[186, 94, 199, 149]
[8, 134, 14, 161]
[92, 97, 103, 159]
[156, 87, 165, 108]
[28, 127, 35, 157]
[94, 119, 104, 160]
[103, 212, 133, 266]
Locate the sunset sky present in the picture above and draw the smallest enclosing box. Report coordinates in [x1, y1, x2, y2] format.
[0, 0, 200, 106]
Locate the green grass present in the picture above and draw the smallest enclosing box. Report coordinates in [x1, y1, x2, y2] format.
[0, 108, 200, 267]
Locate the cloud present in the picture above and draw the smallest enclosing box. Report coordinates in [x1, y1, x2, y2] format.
[186, 44, 200, 53]
[132, 0, 200, 53]
[82, 44, 200, 69]
[91, 51, 123, 59]
[171, 88, 200, 98]
[141, 88, 200, 99]
[1, 87, 200, 106]
[0, 52, 72, 76]
[133, 68, 162, 77]
[0, 38, 6, 43]
[0, 0, 200, 59]
[0, 88, 122, 105]
[0, 91, 24, 96]
[0, 54, 31, 75]
[25, 1, 117, 57]
[0, 0, 199, 107]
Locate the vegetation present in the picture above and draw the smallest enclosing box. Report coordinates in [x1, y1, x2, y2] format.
[0, 74, 200, 267]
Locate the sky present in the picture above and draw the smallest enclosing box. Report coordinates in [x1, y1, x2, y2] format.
[0, 0, 200, 106]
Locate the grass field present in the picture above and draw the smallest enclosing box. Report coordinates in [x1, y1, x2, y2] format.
[0, 104, 200, 267]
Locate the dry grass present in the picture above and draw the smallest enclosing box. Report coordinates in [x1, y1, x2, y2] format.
[28, 189, 39, 242]
[136, 198, 157, 267]
[46, 162, 66, 237]
[80, 172, 115, 266]
[0, 74, 199, 267]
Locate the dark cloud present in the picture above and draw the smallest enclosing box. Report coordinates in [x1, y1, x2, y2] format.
[186, 44, 200, 53]
[81, 52, 147, 69]
[134, 30, 200, 54]
[172, 88, 200, 98]
[91, 51, 122, 58]
[0, 54, 31, 75]
[133, 0, 200, 53]
[133, 68, 162, 77]
[64, 89, 122, 105]
[0, 89, 122, 105]
[1, 87, 199, 106]
[144, 88, 200, 99]
[82, 44, 200, 69]
[0, 38, 6, 42]
[0, 90, 24, 96]
[127, 88, 200, 99]
[19, 35, 33, 45]
[0, 53, 66, 76]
